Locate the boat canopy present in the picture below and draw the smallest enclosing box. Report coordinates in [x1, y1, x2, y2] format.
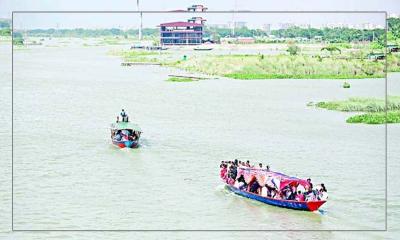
[111, 122, 142, 132]
[238, 167, 310, 191]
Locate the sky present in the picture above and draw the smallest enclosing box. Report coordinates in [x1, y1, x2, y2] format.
[0, 0, 399, 29]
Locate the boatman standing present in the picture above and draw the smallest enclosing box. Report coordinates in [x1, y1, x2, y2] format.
[120, 109, 129, 122]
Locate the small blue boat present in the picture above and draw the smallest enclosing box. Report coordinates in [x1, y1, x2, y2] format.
[110, 122, 142, 148]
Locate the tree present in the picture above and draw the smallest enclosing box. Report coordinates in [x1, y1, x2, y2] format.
[287, 41, 300, 55]
[12, 32, 24, 45]
[321, 45, 341, 55]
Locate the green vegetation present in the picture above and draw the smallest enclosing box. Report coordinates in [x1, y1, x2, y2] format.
[270, 26, 385, 43]
[346, 111, 400, 124]
[173, 54, 385, 79]
[343, 82, 350, 88]
[13, 28, 158, 38]
[166, 77, 197, 82]
[12, 32, 24, 45]
[315, 96, 400, 124]
[0, 28, 11, 36]
[114, 50, 162, 63]
[5, 17, 398, 44]
[321, 45, 341, 55]
[388, 54, 400, 72]
[316, 96, 400, 112]
[286, 41, 300, 55]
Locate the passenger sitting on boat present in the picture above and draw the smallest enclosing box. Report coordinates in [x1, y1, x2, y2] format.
[320, 183, 327, 192]
[249, 180, 261, 194]
[264, 184, 275, 198]
[306, 178, 313, 191]
[317, 183, 328, 201]
[288, 189, 296, 200]
[228, 164, 237, 180]
[305, 190, 317, 201]
[128, 134, 136, 141]
[245, 160, 251, 167]
[282, 186, 291, 200]
[266, 165, 270, 171]
[295, 191, 305, 201]
[120, 109, 129, 122]
[115, 131, 122, 141]
[257, 163, 263, 169]
[236, 175, 247, 190]
[220, 164, 228, 179]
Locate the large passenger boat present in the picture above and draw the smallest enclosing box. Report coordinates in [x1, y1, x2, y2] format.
[220, 164, 327, 211]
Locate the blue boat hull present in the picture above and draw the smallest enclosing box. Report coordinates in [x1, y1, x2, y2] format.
[226, 185, 325, 211]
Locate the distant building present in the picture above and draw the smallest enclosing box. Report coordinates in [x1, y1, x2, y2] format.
[220, 37, 255, 44]
[235, 21, 247, 28]
[314, 35, 323, 42]
[262, 24, 271, 33]
[207, 23, 229, 29]
[188, 17, 207, 25]
[237, 37, 255, 44]
[278, 22, 294, 29]
[220, 37, 236, 44]
[159, 21, 203, 45]
[187, 5, 208, 12]
[228, 21, 247, 28]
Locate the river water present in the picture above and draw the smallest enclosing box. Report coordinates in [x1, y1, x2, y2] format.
[1, 43, 399, 239]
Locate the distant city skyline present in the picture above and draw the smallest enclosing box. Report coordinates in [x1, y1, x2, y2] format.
[1, 0, 399, 30]
[10, 12, 388, 30]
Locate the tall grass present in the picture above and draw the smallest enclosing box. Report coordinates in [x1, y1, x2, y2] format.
[316, 96, 400, 124]
[346, 111, 400, 124]
[175, 54, 385, 79]
[316, 96, 400, 112]
[388, 54, 400, 72]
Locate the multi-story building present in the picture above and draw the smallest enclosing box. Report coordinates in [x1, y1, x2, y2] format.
[159, 21, 203, 45]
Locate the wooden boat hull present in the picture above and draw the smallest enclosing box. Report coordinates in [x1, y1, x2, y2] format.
[226, 185, 325, 211]
[112, 139, 140, 148]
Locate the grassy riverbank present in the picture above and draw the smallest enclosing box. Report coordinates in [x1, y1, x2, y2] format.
[116, 50, 165, 63]
[116, 49, 388, 79]
[346, 111, 400, 124]
[176, 54, 385, 79]
[316, 96, 400, 112]
[315, 96, 400, 124]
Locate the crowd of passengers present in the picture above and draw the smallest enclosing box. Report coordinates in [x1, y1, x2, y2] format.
[220, 159, 328, 202]
[112, 129, 139, 142]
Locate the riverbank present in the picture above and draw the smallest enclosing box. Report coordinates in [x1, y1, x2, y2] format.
[314, 96, 400, 124]
[115, 48, 391, 79]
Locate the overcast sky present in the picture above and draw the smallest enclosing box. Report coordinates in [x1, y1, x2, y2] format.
[1, 0, 398, 29]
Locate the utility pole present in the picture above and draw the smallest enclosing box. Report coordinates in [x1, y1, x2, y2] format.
[231, 0, 237, 36]
[137, 0, 142, 40]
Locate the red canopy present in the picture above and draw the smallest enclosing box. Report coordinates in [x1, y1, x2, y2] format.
[238, 167, 310, 190]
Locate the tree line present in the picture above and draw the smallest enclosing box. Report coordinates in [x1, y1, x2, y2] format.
[3, 17, 400, 44]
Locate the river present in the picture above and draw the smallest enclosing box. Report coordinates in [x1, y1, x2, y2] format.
[0, 43, 399, 239]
